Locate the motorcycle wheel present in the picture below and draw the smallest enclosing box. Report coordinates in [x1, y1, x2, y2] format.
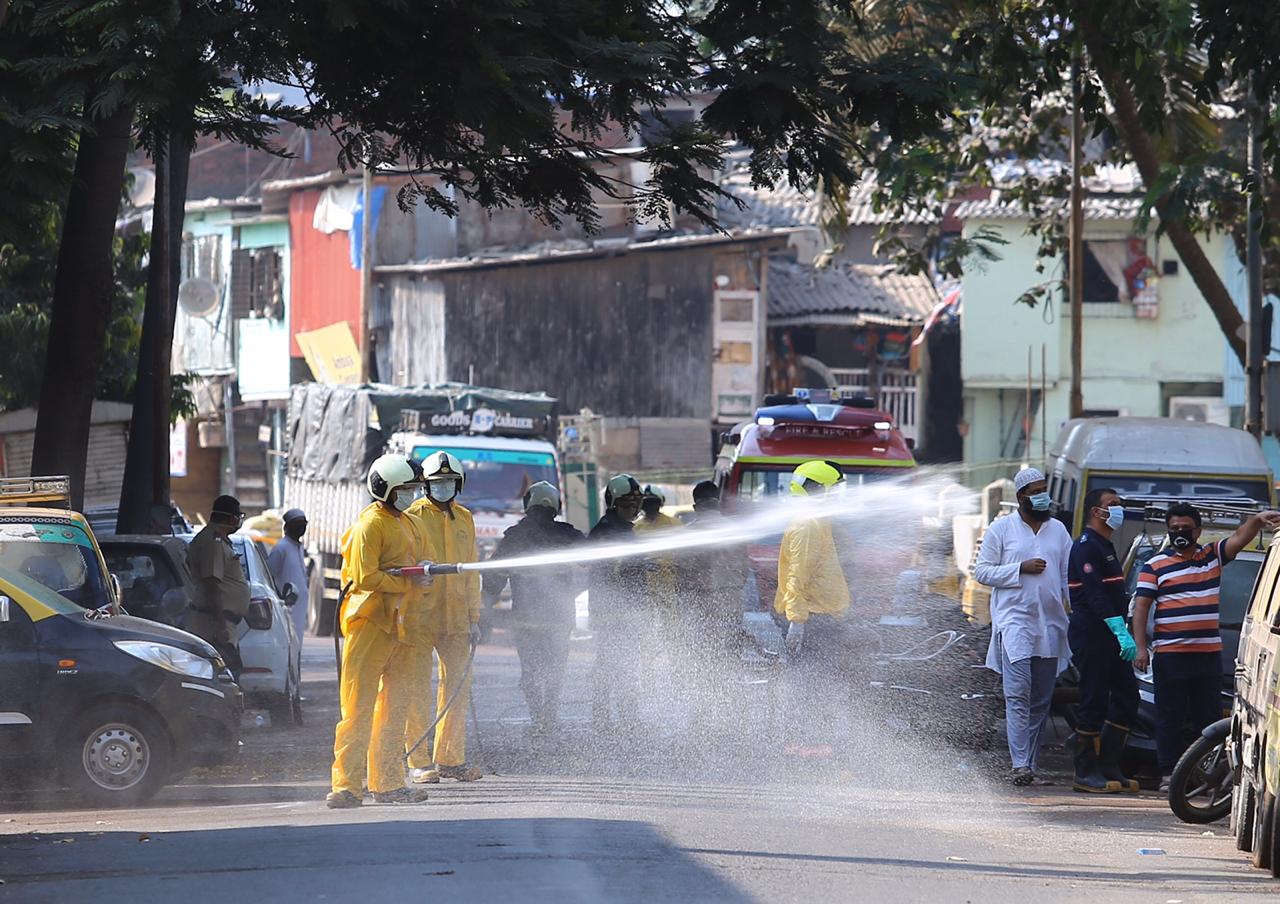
[1168, 728, 1233, 824]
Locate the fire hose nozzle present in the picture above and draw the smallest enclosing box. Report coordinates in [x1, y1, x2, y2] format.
[388, 562, 462, 577]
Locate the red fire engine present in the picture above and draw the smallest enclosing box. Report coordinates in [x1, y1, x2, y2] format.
[714, 389, 917, 603]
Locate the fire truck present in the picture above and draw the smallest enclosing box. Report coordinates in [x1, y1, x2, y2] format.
[714, 388, 917, 603]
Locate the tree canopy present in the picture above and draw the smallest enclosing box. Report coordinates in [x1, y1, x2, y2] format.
[4, 0, 1280, 504]
[824, 0, 1280, 364]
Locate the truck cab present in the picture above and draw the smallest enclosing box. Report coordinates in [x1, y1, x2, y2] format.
[390, 413, 561, 560]
[715, 389, 916, 602]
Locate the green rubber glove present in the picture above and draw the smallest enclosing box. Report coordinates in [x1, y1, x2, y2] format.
[1103, 616, 1137, 662]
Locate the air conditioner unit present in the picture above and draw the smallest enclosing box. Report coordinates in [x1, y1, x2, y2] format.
[1169, 395, 1230, 426]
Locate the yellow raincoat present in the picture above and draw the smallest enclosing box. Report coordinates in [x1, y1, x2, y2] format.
[404, 498, 481, 769]
[774, 515, 851, 624]
[331, 502, 435, 797]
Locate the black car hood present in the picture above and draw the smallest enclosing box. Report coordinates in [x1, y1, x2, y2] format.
[84, 613, 219, 658]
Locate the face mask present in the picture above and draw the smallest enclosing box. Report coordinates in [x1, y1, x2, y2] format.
[427, 480, 458, 504]
[1020, 494, 1051, 522]
[1028, 492, 1051, 512]
[392, 489, 415, 512]
[1169, 527, 1196, 550]
[1095, 504, 1126, 532]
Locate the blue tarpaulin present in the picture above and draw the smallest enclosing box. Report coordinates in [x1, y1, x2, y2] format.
[349, 185, 387, 270]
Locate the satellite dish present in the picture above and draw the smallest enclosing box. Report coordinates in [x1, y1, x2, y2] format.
[177, 277, 220, 318]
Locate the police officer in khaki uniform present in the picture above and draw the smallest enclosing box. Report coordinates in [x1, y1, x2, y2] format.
[187, 495, 251, 676]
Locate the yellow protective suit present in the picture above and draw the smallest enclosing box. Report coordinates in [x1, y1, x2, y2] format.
[773, 515, 851, 624]
[405, 498, 481, 769]
[331, 502, 435, 796]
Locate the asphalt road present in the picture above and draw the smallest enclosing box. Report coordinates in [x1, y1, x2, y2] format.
[1, 634, 1276, 903]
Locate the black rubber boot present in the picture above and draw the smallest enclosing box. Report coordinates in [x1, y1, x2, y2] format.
[1073, 731, 1121, 793]
[1098, 722, 1140, 793]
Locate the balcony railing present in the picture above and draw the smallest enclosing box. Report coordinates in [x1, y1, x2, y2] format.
[829, 367, 918, 442]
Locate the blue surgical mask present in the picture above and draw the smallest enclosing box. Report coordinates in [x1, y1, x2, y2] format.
[1105, 505, 1125, 530]
[1029, 492, 1052, 512]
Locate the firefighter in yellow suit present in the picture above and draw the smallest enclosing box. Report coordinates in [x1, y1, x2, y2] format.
[775, 460, 852, 655]
[406, 450, 484, 783]
[774, 460, 854, 739]
[326, 455, 436, 809]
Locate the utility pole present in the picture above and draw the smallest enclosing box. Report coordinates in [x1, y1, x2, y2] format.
[1069, 50, 1085, 419]
[359, 163, 375, 382]
[1246, 82, 1265, 439]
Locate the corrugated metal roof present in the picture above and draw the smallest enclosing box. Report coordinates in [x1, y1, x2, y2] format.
[957, 160, 1148, 221]
[718, 164, 937, 230]
[768, 260, 937, 323]
[375, 228, 791, 275]
[951, 193, 1148, 221]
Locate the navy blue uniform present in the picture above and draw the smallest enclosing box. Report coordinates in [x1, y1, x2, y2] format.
[1067, 527, 1138, 734]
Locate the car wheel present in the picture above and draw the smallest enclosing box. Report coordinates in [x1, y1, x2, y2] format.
[1271, 793, 1280, 879]
[268, 669, 302, 729]
[59, 705, 171, 807]
[290, 678, 304, 728]
[1235, 779, 1257, 853]
[1253, 791, 1274, 870]
[307, 563, 332, 637]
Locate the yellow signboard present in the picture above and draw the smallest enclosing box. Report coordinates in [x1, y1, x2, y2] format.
[295, 322, 361, 385]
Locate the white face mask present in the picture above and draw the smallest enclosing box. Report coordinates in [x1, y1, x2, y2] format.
[427, 479, 459, 504]
[391, 488, 416, 512]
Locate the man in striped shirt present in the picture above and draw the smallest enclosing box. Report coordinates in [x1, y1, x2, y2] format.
[1133, 502, 1280, 781]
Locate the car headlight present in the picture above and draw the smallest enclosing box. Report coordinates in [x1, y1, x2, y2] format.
[114, 640, 214, 680]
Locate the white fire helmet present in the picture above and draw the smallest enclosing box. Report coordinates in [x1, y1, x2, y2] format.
[421, 450, 465, 503]
[367, 454, 419, 503]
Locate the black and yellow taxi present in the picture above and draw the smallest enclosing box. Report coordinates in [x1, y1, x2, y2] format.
[0, 562, 241, 805]
[0, 478, 240, 805]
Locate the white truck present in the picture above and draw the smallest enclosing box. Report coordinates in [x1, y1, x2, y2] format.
[284, 383, 560, 635]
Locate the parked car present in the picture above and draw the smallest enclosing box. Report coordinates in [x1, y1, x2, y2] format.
[0, 563, 241, 805]
[85, 502, 194, 537]
[1230, 533, 1280, 877]
[227, 533, 303, 727]
[0, 477, 121, 613]
[100, 535, 195, 628]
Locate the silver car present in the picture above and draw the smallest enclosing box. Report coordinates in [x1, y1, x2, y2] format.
[228, 534, 304, 727]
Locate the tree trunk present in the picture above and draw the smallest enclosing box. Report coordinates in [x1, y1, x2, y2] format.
[29, 100, 135, 509]
[1084, 26, 1247, 366]
[117, 133, 191, 534]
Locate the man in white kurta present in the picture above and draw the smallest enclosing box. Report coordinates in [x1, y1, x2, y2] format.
[973, 467, 1072, 785]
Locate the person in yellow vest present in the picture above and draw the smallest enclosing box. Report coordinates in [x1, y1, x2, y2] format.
[775, 460, 852, 664]
[406, 450, 484, 783]
[327, 455, 436, 809]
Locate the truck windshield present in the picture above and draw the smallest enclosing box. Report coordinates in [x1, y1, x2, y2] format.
[413, 446, 559, 514]
[0, 520, 110, 609]
[1088, 473, 1272, 504]
[737, 466, 889, 501]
